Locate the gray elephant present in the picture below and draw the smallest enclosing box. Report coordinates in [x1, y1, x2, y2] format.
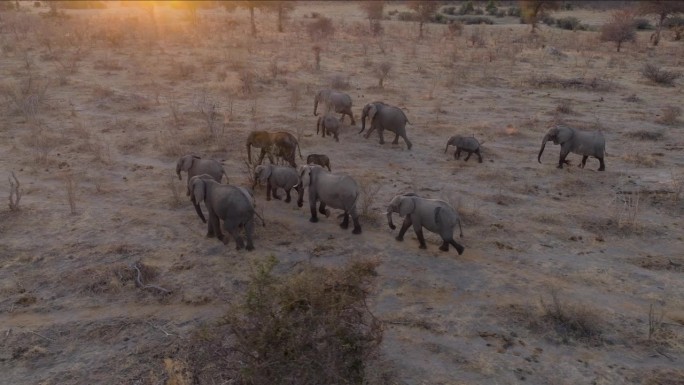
[306, 153, 331, 171]
[176, 154, 228, 196]
[445, 135, 483, 163]
[386, 193, 464, 254]
[190, 176, 256, 251]
[538, 125, 606, 171]
[297, 165, 361, 234]
[191, 174, 266, 228]
[253, 164, 302, 203]
[317, 112, 341, 142]
[314, 88, 355, 125]
[359, 102, 412, 150]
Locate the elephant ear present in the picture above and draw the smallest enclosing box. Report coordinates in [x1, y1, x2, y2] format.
[300, 165, 312, 187]
[398, 197, 415, 217]
[555, 126, 574, 144]
[368, 104, 378, 123]
[258, 165, 272, 184]
[192, 178, 206, 204]
[181, 155, 195, 171]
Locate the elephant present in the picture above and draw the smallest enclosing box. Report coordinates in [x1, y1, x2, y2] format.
[297, 165, 362, 234]
[306, 153, 331, 171]
[386, 193, 464, 254]
[246, 130, 303, 167]
[359, 102, 412, 150]
[316, 112, 341, 142]
[190, 176, 256, 250]
[445, 135, 483, 163]
[189, 174, 264, 227]
[538, 125, 606, 171]
[253, 164, 303, 203]
[176, 154, 228, 196]
[314, 88, 355, 125]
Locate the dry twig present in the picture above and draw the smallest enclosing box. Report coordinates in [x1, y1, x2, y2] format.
[8, 172, 21, 211]
[130, 262, 171, 295]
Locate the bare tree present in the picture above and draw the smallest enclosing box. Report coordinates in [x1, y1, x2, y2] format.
[261, 1, 297, 33]
[408, 1, 440, 38]
[8, 172, 21, 211]
[600, 9, 637, 52]
[639, 0, 684, 46]
[223, 1, 263, 37]
[359, 1, 384, 35]
[375, 61, 392, 88]
[520, 0, 560, 34]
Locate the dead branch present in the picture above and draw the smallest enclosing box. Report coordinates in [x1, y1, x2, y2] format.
[28, 330, 55, 342]
[130, 262, 172, 295]
[147, 321, 175, 337]
[8, 172, 21, 211]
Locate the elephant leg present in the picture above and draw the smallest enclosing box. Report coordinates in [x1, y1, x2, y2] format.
[377, 128, 385, 144]
[334, 132, 339, 142]
[340, 212, 349, 229]
[244, 220, 255, 251]
[476, 150, 483, 163]
[271, 183, 281, 200]
[225, 225, 244, 250]
[579, 155, 588, 168]
[557, 149, 570, 169]
[598, 157, 605, 171]
[449, 239, 465, 255]
[455, 149, 461, 160]
[258, 148, 268, 165]
[318, 202, 327, 216]
[309, 199, 319, 222]
[439, 240, 449, 252]
[346, 109, 356, 125]
[464, 151, 472, 162]
[403, 135, 412, 150]
[265, 181, 272, 201]
[206, 216, 216, 238]
[414, 225, 427, 249]
[396, 216, 413, 241]
[285, 188, 292, 203]
[211, 215, 225, 242]
[392, 132, 399, 144]
[351, 214, 362, 234]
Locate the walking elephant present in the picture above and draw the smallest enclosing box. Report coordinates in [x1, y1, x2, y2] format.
[445, 135, 483, 163]
[386, 193, 464, 254]
[176, 154, 227, 196]
[253, 164, 302, 203]
[246, 130, 303, 167]
[190, 176, 256, 251]
[317, 112, 341, 142]
[314, 88, 355, 125]
[359, 102, 412, 150]
[297, 165, 362, 234]
[306, 154, 331, 171]
[538, 125, 606, 171]
[190, 174, 265, 227]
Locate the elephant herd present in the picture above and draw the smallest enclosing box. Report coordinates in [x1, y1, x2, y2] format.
[175, 88, 608, 253]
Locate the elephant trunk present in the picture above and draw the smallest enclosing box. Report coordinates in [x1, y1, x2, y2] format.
[538, 134, 549, 163]
[247, 143, 252, 164]
[386, 207, 396, 230]
[176, 163, 182, 180]
[313, 98, 319, 116]
[444, 141, 451, 154]
[192, 199, 207, 223]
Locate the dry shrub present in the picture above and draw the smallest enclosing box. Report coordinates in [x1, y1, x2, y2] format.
[307, 16, 335, 40]
[641, 64, 681, 86]
[599, 10, 637, 52]
[187, 257, 382, 385]
[529, 74, 615, 91]
[8, 172, 21, 211]
[622, 153, 661, 167]
[374, 61, 392, 88]
[167, 175, 184, 208]
[625, 130, 664, 141]
[157, 130, 184, 157]
[359, 178, 382, 223]
[555, 100, 573, 114]
[63, 171, 78, 214]
[511, 290, 604, 346]
[330, 73, 351, 90]
[656, 106, 682, 126]
[0, 75, 50, 120]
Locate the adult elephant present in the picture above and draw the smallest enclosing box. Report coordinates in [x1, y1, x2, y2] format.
[297, 165, 362, 234]
[190, 176, 256, 251]
[359, 102, 412, 150]
[314, 88, 355, 125]
[176, 154, 227, 196]
[190, 174, 264, 227]
[538, 125, 606, 171]
[246, 131, 302, 167]
[386, 193, 464, 254]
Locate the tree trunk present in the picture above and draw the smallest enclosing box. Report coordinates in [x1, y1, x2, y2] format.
[277, 6, 284, 32]
[418, 21, 424, 38]
[616, 41, 621, 52]
[250, 6, 257, 37]
[653, 13, 666, 46]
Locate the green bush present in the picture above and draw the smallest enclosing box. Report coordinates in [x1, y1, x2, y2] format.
[458, 1, 474, 15]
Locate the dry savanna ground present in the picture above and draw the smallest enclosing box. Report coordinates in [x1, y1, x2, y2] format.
[1, 1, 683, 384]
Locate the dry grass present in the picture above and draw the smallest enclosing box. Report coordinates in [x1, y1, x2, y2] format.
[656, 106, 682, 126]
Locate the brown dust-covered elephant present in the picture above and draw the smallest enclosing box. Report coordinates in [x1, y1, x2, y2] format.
[246, 130, 303, 167]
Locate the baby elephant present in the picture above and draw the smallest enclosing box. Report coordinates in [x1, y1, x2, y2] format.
[306, 153, 331, 171]
[317, 112, 341, 142]
[386, 193, 465, 254]
[445, 135, 483, 163]
[253, 164, 302, 203]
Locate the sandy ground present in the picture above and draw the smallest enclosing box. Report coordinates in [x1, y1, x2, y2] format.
[1, 2, 683, 384]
